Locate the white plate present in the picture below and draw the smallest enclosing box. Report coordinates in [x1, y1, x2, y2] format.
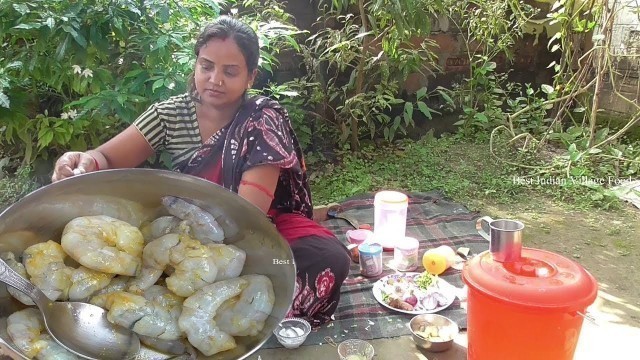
[372, 272, 456, 315]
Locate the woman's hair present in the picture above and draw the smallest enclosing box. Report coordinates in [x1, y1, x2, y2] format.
[189, 16, 260, 95]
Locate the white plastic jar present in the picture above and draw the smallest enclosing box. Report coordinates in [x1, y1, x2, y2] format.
[394, 236, 419, 271]
[373, 190, 408, 250]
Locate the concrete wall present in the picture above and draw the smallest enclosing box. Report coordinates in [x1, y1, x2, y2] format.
[600, 0, 640, 115]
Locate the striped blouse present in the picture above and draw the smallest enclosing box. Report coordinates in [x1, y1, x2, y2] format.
[133, 93, 202, 169]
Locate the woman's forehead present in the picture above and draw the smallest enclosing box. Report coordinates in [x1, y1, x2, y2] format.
[200, 38, 245, 63]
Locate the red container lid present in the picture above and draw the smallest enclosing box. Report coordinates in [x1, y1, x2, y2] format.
[462, 247, 598, 311]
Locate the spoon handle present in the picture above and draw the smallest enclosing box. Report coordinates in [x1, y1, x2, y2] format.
[0, 258, 50, 307]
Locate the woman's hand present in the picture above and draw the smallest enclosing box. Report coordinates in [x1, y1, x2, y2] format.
[51, 151, 98, 182]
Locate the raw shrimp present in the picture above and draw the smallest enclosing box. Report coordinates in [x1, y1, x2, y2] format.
[215, 275, 275, 336]
[61, 215, 144, 276]
[178, 277, 248, 356]
[129, 234, 218, 297]
[140, 216, 183, 243]
[161, 196, 224, 243]
[206, 244, 246, 281]
[103, 286, 183, 340]
[22, 241, 72, 301]
[68, 266, 114, 301]
[41, 194, 150, 227]
[89, 276, 130, 308]
[128, 234, 180, 294]
[0, 251, 34, 305]
[139, 335, 197, 358]
[6, 308, 79, 360]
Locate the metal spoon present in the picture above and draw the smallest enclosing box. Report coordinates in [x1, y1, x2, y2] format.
[0, 258, 140, 360]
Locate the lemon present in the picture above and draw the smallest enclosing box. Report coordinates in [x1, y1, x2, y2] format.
[422, 250, 448, 275]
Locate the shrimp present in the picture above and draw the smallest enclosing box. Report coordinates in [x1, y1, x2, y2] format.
[128, 234, 180, 294]
[89, 276, 129, 308]
[6, 308, 78, 360]
[103, 286, 183, 340]
[167, 236, 218, 297]
[139, 336, 197, 358]
[41, 194, 150, 227]
[140, 216, 183, 243]
[0, 252, 34, 305]
[61, 215, 144, 276]
[22, 241, 72, 301]
[206, 244, 246, 281]
[215, 275, 275, 336]
[68, 266, 114, 301]
[128, 234, 218, 297]
[161, 196, 224, 243]
[178, 278, 248, 356]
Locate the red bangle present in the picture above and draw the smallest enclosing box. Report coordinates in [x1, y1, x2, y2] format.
[240, 180, 274, 200]
[89, 154, 100, 171]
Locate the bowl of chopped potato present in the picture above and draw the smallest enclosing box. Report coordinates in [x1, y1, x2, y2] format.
[409, 314, 459, 352]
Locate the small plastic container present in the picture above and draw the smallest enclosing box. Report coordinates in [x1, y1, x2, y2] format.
[358, 242, 383, 277]
[373, 191, 408, 251]
[393, 236, 419, 271]
[273, 318, 311, 349]
[346, 229, 373, 263]
[337, 339, 375, 360]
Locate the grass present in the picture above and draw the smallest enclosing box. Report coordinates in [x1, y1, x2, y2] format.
[309, 133, 628, 212]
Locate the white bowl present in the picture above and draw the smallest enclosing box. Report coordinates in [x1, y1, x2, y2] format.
[273, 318, 311, 349]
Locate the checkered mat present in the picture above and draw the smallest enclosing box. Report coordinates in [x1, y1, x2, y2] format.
[262, 191, 489, 348]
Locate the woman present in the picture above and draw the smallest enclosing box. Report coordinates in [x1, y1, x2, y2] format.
[52, 16, 350, 327]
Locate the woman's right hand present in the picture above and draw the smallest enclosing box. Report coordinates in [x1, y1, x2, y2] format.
[51, 151, 99, 182]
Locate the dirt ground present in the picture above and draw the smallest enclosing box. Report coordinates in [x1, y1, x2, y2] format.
[482, 199, 640, 327]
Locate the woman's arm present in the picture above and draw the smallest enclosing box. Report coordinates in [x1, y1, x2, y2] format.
[238, 164, 280, 214]
[93, 125, 155, 169]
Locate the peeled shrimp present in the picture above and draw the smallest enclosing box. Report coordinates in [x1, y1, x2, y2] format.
[41, 194, 149, 227]
[6, 308, 78, 360]
[0, 252, 34, 305]
[103, 286, 183, 340]
[139, 336, 197, 358]
[215, 275, 275, 336]
[22, 241, 72, 301]
[178, 278, 249, 356]
[68, 266, 114, 301]
[61, 215, 144, 276]
[89, 276, 130, 308]
[206, 244, 246, 281]
[140, 216, 182, 243]
[161, 196, 224, 243]
[128, 234, 218, 297]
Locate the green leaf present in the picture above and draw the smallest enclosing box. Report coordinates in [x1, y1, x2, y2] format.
[417, 101, 432, 119]
[152, 79, 164, 92]
[13, 4, 29, 15]
[588, 148, 602, 154]
[0, 93, 9, 108]
[403, 102, 413, 125]
[416, 87, 427, 99]
[541, 84, 555, 94]
[46, 17, 55, 29]
[13, 23, 42, 30]
[156, 35, 169, 49]
[436, 87, 454, 105]
[474, 113, 488, 122]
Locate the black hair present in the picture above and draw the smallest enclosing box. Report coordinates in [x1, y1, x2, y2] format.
[189, 16, 260, 94]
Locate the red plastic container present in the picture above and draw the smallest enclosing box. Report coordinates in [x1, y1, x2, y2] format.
[462, 248, 598, 360]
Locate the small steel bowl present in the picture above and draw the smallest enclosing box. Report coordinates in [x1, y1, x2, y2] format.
[409, 314, 459, 352]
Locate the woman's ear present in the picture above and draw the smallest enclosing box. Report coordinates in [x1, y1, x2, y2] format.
[248, 69, 258, 88]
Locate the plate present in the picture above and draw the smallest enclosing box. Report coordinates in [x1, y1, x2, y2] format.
[372, 272, 456, 315]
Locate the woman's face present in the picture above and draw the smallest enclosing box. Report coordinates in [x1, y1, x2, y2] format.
[194, 37, 256, 108]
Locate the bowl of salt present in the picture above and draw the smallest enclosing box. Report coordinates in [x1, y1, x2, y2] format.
[273, 318, 311, 349]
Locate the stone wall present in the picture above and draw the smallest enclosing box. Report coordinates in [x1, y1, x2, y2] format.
[600, 0, 640, 115]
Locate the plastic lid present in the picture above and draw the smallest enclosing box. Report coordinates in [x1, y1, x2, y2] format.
[374, 190, 408, 204]
[346, 229, 373, 245]
[462, 248, 598, 311]
[395, 236, 419, 251]
[358, 243, 382, 255]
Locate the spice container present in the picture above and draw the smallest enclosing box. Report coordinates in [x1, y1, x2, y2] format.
[358, 242, 383, 277]
[393, 237, 419, 271]
[346, 229, 373, 263]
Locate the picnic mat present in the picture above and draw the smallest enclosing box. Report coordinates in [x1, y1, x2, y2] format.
[262, 191, 489, 349]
